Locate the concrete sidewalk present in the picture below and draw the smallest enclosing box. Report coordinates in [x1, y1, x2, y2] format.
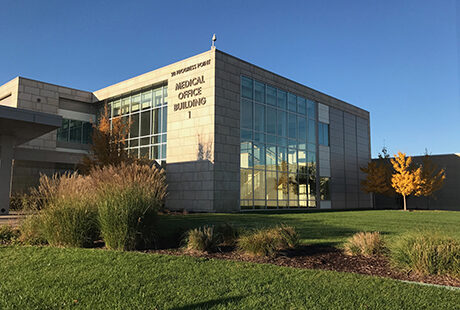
[0, 212, 26, 227]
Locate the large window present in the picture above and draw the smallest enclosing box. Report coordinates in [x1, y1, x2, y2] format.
[106, 85, 168, 164]
[240, 77, 318, 210]
[57, 119, 92, 145]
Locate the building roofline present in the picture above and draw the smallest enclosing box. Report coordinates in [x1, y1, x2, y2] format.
[215, 49, 369, 115]
[17, 76, 93, 94]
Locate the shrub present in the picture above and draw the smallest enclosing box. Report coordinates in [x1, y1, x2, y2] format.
[40, 197, 99, 247]
[21, 162, 166, 250]
[19, 215, 47, 245]
[97, 187, 158, 250]
[344, 232, 385, 257]
[184, 225, 220, 253]
[215, 223, 239, 246]
[28, 172, 98, 247]
[95, 163, 167, 250]
[0, 225, 20, 245]
[9, 193, 25, 211]
[90, 162, 167, 211]
[237, 225, 299, 257]
[389, 232, 460, 276]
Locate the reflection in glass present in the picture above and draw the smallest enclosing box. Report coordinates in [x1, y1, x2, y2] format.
[288, 93, 297, 112]
[241, 99, 253, 129]
[241, 77, 253, 99]
[320, 177, 330, 200]
[240, 141, 253, 168]
[277, 89, 287, 109]
[266, 145, 277, 170]
[254, 103, 265, 132]
[131, 94, 140, 112]
[288, 113, 297, 139]
[253, 143, 265, 168]
[308, 119, 316, 143]
[240, 76, 321, 210]
[298, 96, 306, 115]
[240, 169, 253, 200]
[266, 107, 276, 135]
[277, 110, 286, 137]
[130, 114, 139, 138]
[298, 117, 306, 142]
[266, 85, 277, 106]
[254, 170, 265, 200]
[266, 171, 277, 200]
[254, 81, 265, 103]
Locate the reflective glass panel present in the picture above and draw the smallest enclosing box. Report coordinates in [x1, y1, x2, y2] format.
[266, 107, 276, 135]
[241, 77, 253, 99]
[241, 99, 253, 129]
[266, 85, 277, 106]
[288, 93, 297, 112]
[254, 103, 265, 132]
[254, 81, 265, 103]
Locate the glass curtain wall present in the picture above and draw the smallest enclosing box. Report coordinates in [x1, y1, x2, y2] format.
[106, 85, 168, 164]
[240, 76, 317, 210]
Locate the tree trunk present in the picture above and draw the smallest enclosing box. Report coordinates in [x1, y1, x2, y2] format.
[403, 194, 407, 211]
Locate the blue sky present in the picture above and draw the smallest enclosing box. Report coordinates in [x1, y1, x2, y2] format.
[1, 0, 459, 157]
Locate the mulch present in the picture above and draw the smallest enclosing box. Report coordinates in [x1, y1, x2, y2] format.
[150, 245, 460, 288]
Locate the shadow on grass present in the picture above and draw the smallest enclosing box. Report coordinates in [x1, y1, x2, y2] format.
[155, 214, 361, 249]
[170, 295, 246, 310]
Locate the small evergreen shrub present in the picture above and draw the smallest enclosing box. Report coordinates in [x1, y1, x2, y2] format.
[19, 215, 47, 245]
[184, 225, 220, 253]
[344, 232, 385, 257]
[237, 225, 299, 257]
[389, 232, 460, 276]
[0, 225, 20, 245]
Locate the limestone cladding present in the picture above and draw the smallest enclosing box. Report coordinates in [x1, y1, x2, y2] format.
[11, 78, 94, 151]
[93, 50, 217, 212]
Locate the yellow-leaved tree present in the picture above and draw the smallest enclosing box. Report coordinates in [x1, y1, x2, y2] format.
[390, 152, 422, 211]
[415, 155, 446, 203]
[360, 161, 393, 195]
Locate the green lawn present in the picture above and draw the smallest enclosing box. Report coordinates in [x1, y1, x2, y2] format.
[156, 210, 460, 248]
[1, 210, 459, 309]
[1, 246, 459, 310]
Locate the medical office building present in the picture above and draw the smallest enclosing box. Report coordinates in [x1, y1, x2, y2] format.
[0, 48, 371, 213]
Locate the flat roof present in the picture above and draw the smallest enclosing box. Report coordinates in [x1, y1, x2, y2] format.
[0, 105, 62, 145]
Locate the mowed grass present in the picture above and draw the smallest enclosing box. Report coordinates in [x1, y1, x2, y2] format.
[1, 246, 459, 310]
[156, 210, 460, 248]
[2, 210, 459, 309]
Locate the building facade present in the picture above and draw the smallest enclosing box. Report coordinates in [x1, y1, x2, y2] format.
[0, 48, 371, 213]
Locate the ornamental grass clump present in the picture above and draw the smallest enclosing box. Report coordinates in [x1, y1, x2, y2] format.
[215, 223, 239, 246]
[184, 225, 220, 253]
[19, 215, 47, 245]
[389, 231, 460, 276]
[344, 232, 385, 257]
[35, 172, 99, 247]
[94, 163, 167, 250]
[237, 225, 299, 257]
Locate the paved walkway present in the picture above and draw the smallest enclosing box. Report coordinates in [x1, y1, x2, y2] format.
[0, 212, 26, 227]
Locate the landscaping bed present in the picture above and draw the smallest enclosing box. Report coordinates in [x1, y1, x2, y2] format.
[152, 245, 460, 288]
